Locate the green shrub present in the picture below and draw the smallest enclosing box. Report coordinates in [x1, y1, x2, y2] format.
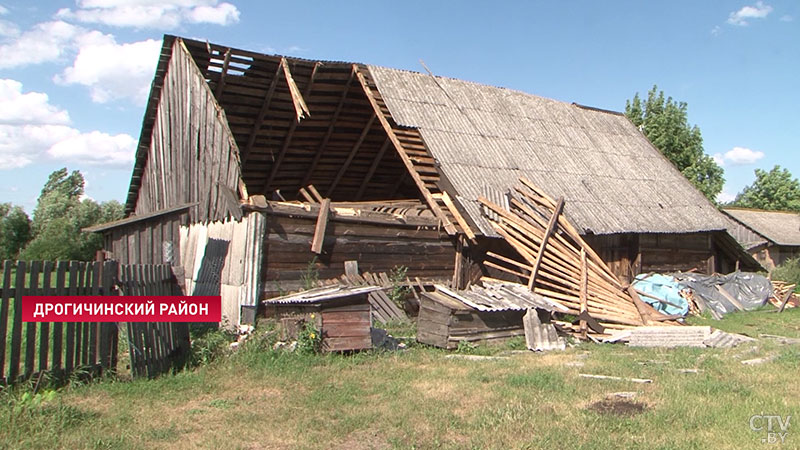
[772, 257, 800, 291]
[296, 315, 322, 355]
[189, 325, 235, 366]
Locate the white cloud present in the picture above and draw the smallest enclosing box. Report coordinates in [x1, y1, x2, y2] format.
[0, 21, 85, 69]
[57, 0, 240, 29]
[0, 79, 71, 125]
[48, 131, 136, 168]
[0, 79, 135, 170]
[0, 18, 18, 38]
[55, 34, 161, 105]
[711, 25, 722, 36]
[0, 5, 8, 15]
[727, 1, 773, 26]
[713, 146, 765, 166]
[717, 190, 736, 204]
[780, 15, 793, 22]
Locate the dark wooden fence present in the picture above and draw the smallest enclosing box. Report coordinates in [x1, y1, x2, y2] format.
[117, 264, 190, 379]
[0, 260, 190, 386]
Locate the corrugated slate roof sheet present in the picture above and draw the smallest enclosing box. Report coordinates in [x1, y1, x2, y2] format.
[263, 285, 382, 304]
[722, 208, 800, 247]
[369, 66, 729, 236]
[434, 282, 569, 313]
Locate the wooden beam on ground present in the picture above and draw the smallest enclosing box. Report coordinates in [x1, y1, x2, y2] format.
[241, 58, 285, 164]
[263, 62, 320, 192]
[311, 198, 331, 254]
[778, 289, 793, 313]
[355, 138, 390, 201]
[438, 191, 476, 241]
[527, 197, 565, 290]
[354, 66, 457, 235]
[213, 48, 232, 99]
[302, 66, 356, 187]
[628, 285, 653, 325]
[326, 114, 377, 197]
[579, 248, 588, 338]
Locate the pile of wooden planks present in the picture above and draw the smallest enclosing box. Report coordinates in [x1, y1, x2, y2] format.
[770, 280, 797, 311]
[478, 177, 669, 336]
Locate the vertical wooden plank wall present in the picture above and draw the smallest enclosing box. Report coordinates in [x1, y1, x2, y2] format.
[133, 39, 243, 224]
[178, 212, 266, 327]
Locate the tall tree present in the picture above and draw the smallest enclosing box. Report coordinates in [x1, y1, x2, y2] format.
[730, 165, 800, 211]
[625, 85, 724, 202]
[19, 168, 124, 261]
[0, 203, 31, 260]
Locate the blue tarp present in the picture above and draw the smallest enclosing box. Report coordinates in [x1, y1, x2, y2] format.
[632, 273, 690, 316]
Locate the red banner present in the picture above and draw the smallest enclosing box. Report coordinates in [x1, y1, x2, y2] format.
[22, 296, 222, 322]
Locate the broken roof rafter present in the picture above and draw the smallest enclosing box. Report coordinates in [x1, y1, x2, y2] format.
[263, 62, 321, 192]
[327, 112, 377, 197]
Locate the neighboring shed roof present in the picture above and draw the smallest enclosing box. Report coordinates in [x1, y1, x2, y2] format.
[722, 208, 800, 247]
[83, 203, 196, 233]
[263, 285, 382, 305]
[369, 66, 729, 236]
[432, 282, 569, 313]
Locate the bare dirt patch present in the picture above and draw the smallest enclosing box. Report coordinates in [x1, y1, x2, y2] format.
[587, 398, 647, 417]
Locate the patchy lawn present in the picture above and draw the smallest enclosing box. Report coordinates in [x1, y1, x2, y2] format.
[2, 308, 800, 449]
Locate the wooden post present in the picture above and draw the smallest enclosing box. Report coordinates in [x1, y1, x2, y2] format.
[344, 260, 359, 278]
[579, 249, 588, 338]
[527, 197, 565, 290]
[311, 199, 331, 254]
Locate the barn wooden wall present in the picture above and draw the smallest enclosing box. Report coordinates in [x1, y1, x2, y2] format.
[103, 212, 187, 266]
[133, 39, 242, 223]
[262, 214, 456, 297]
[638, 232, 715, 274]
[179, 212, 266, 327]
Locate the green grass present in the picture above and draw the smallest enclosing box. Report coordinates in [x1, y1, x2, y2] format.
[1, 309, 799, 449]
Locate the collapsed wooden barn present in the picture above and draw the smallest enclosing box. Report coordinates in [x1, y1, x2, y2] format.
[86, 35, 759, 327]
[722, 208, 800, 271]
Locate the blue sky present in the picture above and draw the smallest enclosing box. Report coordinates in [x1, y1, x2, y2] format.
[0, 1, 797, 212]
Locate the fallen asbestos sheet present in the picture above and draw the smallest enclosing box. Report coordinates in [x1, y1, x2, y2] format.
[607, 326, 756, 348]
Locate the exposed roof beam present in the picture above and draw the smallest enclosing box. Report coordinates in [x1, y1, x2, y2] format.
[301, 65, 357, 187]
[262, 62, 320, 193]
[354, 66, 457, 234]
[283, 61, 311, 122]
[355, 138, 390, 201]
[326, 113, 376, 197]
[213, 48, 232, 99]
[240, 58, 285, 164]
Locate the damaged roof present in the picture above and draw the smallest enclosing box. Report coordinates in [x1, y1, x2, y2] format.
[722, 208, 800, 247]
[369, 66, 729, 236]
[431, 282, 569, 313]
[263, 285, 382, 304]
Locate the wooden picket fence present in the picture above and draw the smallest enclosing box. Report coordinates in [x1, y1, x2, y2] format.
[0, 260, 190, 386]
[117, 264, 190, 379]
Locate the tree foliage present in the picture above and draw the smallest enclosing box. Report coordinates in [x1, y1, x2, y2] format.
[0, 203, 31, 260]
[18, 168, 124, 261]
[730, 165, 800, 211]
[625, 85, 724, 202]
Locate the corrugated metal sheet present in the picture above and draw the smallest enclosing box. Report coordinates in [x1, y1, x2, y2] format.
[435, 282, 569, 313]
[263, 285, 382, 305]
[369, 66, 729, 236]
[723, 208, 800, 247]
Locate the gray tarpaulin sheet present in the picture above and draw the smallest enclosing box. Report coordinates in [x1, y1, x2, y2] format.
[673, 272, 772, 319]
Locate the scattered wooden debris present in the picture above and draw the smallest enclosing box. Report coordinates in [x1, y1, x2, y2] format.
[444, 354, 509, 361]
[479, 177, 674, 337]
[579, 374, 653, 384]
[770, 281, 797, 311]
[588, 398, 647, 416]
[741, 355, 778, 366]
[758, 334, 800, 345]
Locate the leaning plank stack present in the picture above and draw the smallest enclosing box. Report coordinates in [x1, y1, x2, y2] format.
[479, 177, 666, 336]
